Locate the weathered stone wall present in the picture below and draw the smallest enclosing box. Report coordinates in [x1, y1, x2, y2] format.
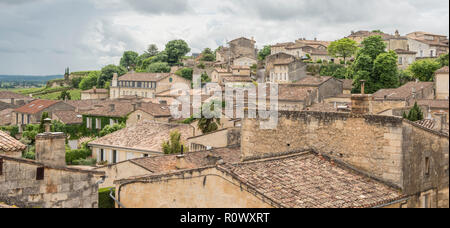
[241, 112, 405, 187]
[0, 156, 102, 208]
[116, 168, 273, 208]
[317, 78, 343, 99]
[95, 161, 150, 188]
[401, 121, 449, 208]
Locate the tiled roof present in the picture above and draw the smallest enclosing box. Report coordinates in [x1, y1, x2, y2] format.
[0, 91, 30, 99]
[81, 88, 109, 94]
[136, 103, 171, 117]
[341, 79, 354, 90]
[88, 121, 194, 153]
[272, 42, 295, 47]
[222, 152, 404, 208]
[272, 58, 295, 65]
[414, 119, 436, 130]
[130, 146, 241, 174]
[373, 81, 434, 100]
[82, 101, 135, 117]
[231, 65, 250, 70]
[0, 130, 26, 152]
[347, 30, 395, 40]
[416, 99, 449, 109]
[0, 101, 19, 111]
[214, 68, 230, 73]
[436, 66, 449, 74]
[295, 76, 333, 86]
[277, 85, 317, 101]
[13, 99, 60, 114]
[0, 108, 14, 125]
[52, 110, 83, 125]
[118, 72, 171, 82]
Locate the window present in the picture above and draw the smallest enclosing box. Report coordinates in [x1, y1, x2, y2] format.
[96, 118, 101, 129]
[423, 194, 431, 208]
[100, 149, 104, 161]
[137, 114, 141, 120]
[425, 157, 431, 176]
[27, 115, 30, 124]
[398, 57, 403, 65]
[36, 167, 44, 180]
[112, 150, 117, 163]
[420, 50, 423, 57]
[430, 50, 434, 57]
[169, 78, 173, 83]
[109, 119, 115, 126]
[143, 154, 149, 157]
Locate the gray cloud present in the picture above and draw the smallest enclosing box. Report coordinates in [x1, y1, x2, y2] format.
[0, 0, 448, 75]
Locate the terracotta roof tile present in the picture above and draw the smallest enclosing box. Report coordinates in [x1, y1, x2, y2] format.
[0, 130, 26, 152]
[52, 110, 83, 125]
[118, 72, 171, 82]
[0, 101, 19, 111]
[222, 152, 404, 208]
[0, 91, 30, 99]
[88, 121, 194, 153]
[373, 82, 434, 100]
[136, 103, 171, 117]
[13, 99, 61, 114]
[130, 146, 241, 174]
[295, 76, 333, 86]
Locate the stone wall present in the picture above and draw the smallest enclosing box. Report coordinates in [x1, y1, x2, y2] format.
[116, 167, 273, 208]
[241, 112, 406, 187]
[0, 156, 103, 208]
[95, 161, 150, 188]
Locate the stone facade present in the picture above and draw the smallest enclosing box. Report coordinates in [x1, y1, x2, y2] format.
[265, 53, 307, 83]
[187, 128, 241, 151]
[240, 111, 449, 208]
[435, 67, 449, 100]
[0, 156, 103, 208]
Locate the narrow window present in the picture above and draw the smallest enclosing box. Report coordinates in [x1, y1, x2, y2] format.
[425, 157, 430, 176]
[100, 149, 104, 161]
[0, 158, 3, 176]
[113, 150, 117, 163]
[423, 194, 431, 208]
[36, 167, 44, 180]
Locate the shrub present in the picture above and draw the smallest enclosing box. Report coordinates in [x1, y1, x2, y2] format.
[66, 148, 92, 165]
[98, 188, 115, 208]
[72, 158, 97, 166]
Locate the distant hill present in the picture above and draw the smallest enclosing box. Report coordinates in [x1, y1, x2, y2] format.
[0, 75, 63, 82]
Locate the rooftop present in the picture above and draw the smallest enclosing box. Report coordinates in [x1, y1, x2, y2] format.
[222, 152, 404, 208]
[373, 81, 434, 100]
[88, 121, 194, 153]
[81, 101, 135, 117]
[135, 102, 171, 117]
[0, 101, 19, 111]
[341, 79, 354, 90]
[118, 72, 172, 82]
[416, 99, 449, 110]
[0, 130, 27, 152]
[295, 76, 333, 86]
[0, 91, 31, 100]
[52, 110, 83, 125]
[13, 99, 61, 114]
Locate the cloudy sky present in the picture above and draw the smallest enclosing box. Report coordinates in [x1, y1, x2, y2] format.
[0, 0, 448, 75]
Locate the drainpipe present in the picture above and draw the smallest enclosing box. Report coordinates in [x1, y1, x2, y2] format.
[109, 188, 126, 208]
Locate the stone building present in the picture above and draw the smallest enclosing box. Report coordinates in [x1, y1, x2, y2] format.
[12, 99, 75, 126]
[215, 37, 257, 67]
[406, 31, 449, 58]
[294, 76, 344, 100]
[126, 102, 172, 125]
[240, 110, 449, 208]
[435, 66, 449, 100]
[95, 146, 241, 188]
[0, 91, 33, 105]
[187, 128, 241, 151]
[113, 150, 409, 208]
[265, 53, 307, 83]
[372, 81, 435, 115]
[271, 38, 332, 63]
[233, 56, 257, 67]
[80, 87, 109, 100]
[0, 130, 26, 158]
[0, 132, 104, 208]
[109, 72, 191, 99]
[88, 121, 195, 164]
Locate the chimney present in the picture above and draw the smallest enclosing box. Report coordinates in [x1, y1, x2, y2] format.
[93, 86, 97, 94]
[395, 30, 400, 38]
[132, 103, 137, 112]
[175, 147, 190, 170]
[314, 37, 317, 41]
[10, 98, 15, 105]
[360, 80, 366, 95]
[109, 104, 115, 112]
[44, 118, 52, 133]
[35, 131, 66, 167]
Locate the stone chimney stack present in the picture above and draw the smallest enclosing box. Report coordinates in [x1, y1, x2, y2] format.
[35, 132, 66, 167]
[112, 73, 118, 87]
[10, 98, 15, 105]
[132, 103, 137, 112]
[93, 86, 97, 94]
[351, 80, 372, 114]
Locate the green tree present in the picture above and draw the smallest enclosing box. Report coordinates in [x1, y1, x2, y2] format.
[162, 130, 188, 155]
[120, 51, 139, 71]
[165, 40, 191, 65]
[71, 77, 82, 89]
[175, 68, 193, 81]
[201, 72, 211, 83]
[357, 35, 387, 60]
[327, 38, 358, 63]
[197, 101, 221, 134]
[97, 65, 127, 88]
[258, 45, 271, 61]
[408, 59, 442, 82]
[404, 102, 424, 122]
[79, 71, 100, 90]
[372, 51, 400, 91]
[352, 53, 373, 93]
[58, 90, 71, 100]
[437, 53, 449, 67]
[38, 112, 49, 133]
[200, 48, 215, 62]
[146, 44, 159, 56]
[147, 62, 171, 73]
[99, 123, 125, 137]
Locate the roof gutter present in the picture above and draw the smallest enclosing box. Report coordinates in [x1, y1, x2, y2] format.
[371, 197, 410, 208]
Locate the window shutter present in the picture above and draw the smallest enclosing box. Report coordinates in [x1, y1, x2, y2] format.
[109, 150, 113, 164]
[97, 149, 101, 162]
[102, 150, 106, 161]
